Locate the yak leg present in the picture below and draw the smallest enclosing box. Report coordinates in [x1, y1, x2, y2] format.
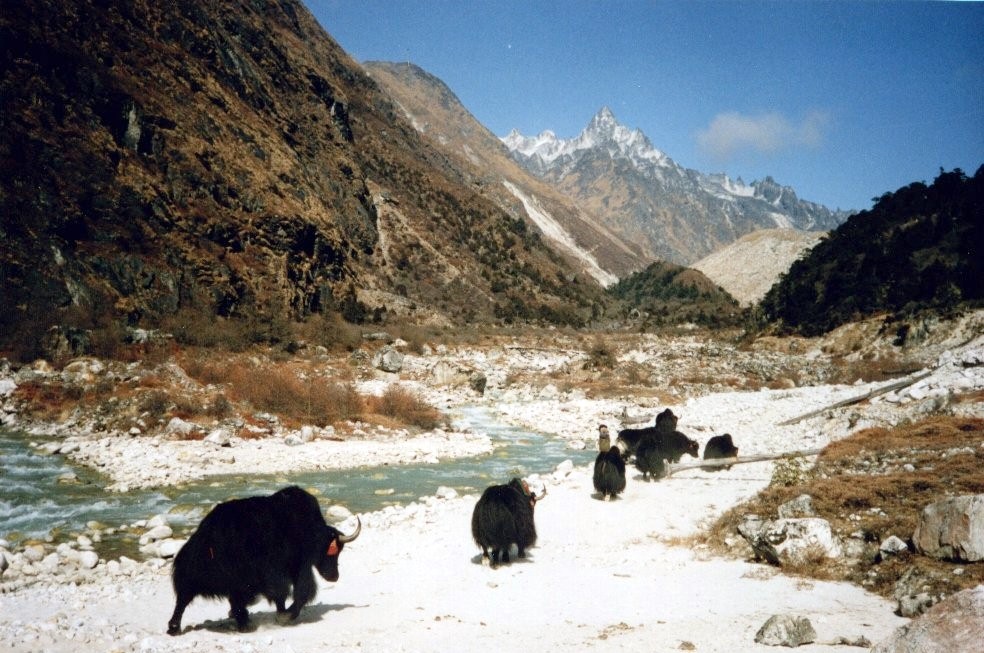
[167, 590, 194, 636]
[286, 567, 316, 621]
[264, 575, 291, 624]
[228, 592, 252, 632]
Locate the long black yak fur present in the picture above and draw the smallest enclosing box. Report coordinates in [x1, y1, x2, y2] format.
[471, 478, 539, 568]
[593, 445, 627, 499]
[167, 485, 359, 635]
[635, 435, 668, 481]
[702, 433, 739, 471]
[615, 408, 679, 460]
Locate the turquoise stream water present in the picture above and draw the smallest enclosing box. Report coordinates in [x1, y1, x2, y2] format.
[0, 406, 594, 552]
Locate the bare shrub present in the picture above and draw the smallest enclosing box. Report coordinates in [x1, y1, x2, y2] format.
[226, 365, 364, 428]
[296, 313, 362, 352]
[138, 390, 171, 420]
[366, 384, 443, 430]
[583, 338, 616, 370]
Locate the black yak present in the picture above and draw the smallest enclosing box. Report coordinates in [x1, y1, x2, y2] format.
[634, 428, 699, 481]
[702, 433, 739, 471]
[615, 408, 678, 460]
[656, 430, 700, 463]
[593, 445, 626, 499]
[167, 485, 361, 635]
[471, 478, 545, 568]
[634, 435, 667, 481]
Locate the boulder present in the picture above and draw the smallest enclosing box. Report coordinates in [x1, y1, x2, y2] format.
[912, 494, 984, 562]
[165, 417, 199, 438]
[754, 614, 817, 647]
[879, 535, 910, 557]
[430, 359, 474, 387]
[740, 517, 843, 566]
[78, 550, 99, 569]
[892, 567, 940, 617]
[372, 346, 404, 373]
[204, 429, 232, 447]
[157, 539, 184, 558]
[777, 494, 816, 519]
[872, 585, 984, 653]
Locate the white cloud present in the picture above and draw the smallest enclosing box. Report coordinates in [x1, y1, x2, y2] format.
[697, 110, 829, 159]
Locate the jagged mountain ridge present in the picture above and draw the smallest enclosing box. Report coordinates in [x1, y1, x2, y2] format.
[503, 107, 850, 265]
[361, 62, 650, 285]
[0, 0, 609, 342]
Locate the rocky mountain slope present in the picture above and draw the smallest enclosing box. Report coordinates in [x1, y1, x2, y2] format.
[361, 62, 649, 284]
[503, 107, 850, 265]
[691, 229, 825, 306]
[0, 0, 608, 351]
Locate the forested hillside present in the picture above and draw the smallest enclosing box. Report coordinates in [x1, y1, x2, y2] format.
[760, 167, 983, 336]
[607, 261, 743, 328]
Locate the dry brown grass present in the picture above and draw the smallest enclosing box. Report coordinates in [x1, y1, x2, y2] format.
[364, 384, 444, 430]
[700, 416, 984, 599]
[178, 353, 443, 431]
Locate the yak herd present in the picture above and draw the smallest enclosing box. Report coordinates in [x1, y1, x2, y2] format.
[166, 409, 737, 635]
[594, 408, 739, 495]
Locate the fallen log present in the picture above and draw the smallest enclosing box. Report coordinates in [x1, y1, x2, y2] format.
[664, 448, 823, 477]
[776, 369, 933, 426]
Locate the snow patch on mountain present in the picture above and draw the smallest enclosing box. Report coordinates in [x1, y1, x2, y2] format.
[503, 181, 618, 287]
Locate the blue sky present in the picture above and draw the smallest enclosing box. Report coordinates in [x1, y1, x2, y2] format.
[307, 1, 983, 212]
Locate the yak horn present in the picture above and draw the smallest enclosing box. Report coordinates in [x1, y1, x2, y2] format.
[338, 516, 362, 543]
[536, 486, 548, 501]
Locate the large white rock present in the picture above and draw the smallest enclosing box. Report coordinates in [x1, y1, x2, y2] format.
[912, 494, 984, 562]
[78, 550, 99, 569]
[157, 539, 185, 558]
[743, 517, 844, 566]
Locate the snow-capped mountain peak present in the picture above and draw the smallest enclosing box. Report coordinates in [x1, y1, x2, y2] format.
[501, 107, 848, 264]
[501, 107, 670, 169]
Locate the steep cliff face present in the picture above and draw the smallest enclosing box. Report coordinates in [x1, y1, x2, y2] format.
[1, 0, 603, 343]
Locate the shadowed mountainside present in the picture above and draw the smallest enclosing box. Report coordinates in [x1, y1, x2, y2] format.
[0, 0, 608, 354]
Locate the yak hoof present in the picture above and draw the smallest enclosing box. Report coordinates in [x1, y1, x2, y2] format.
[166, 623, 181, 636]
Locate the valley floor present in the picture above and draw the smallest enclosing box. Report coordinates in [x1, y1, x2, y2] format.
[1, 314, 982, 652]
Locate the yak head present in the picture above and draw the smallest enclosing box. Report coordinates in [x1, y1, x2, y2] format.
[315, 516, 361, 582]
[656, 408, 678, 432]
[508, 478, 547, 510]
[686, 437, 700, 458]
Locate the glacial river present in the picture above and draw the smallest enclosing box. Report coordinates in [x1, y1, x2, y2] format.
[0, 406, 594, 553]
